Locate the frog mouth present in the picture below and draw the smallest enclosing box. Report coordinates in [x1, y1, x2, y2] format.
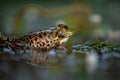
[60, 37, 69, 44]
[67, 31, 74, 37]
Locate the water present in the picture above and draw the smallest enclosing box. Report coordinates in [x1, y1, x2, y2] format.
[0, 48, 120, 80]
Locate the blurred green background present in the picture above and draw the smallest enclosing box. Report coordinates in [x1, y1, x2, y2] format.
[0, 0, 120, 43]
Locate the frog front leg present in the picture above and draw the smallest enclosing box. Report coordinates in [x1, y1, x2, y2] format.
[54, 42, 67, 50]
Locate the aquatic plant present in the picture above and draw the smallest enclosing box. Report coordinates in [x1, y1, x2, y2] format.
[73, 39, 120, 53]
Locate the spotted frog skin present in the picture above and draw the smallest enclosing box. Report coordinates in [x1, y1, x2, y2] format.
[0, 24, 74, 49]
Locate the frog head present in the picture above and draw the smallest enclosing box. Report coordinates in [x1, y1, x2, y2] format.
[57, 24, 74, 44]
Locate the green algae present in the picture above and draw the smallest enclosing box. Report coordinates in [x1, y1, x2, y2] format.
[73, 39, 120, 53]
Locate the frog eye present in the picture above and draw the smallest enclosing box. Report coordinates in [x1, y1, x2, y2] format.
[57, 24, 68, 30]
[57, 24, 65, 28]
[63, 25, 68, 29]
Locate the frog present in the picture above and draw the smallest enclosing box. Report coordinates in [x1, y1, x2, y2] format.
[0, 24, 74, 50]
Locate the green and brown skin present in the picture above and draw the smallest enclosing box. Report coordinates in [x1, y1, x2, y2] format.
[0, 24, 74, 49]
